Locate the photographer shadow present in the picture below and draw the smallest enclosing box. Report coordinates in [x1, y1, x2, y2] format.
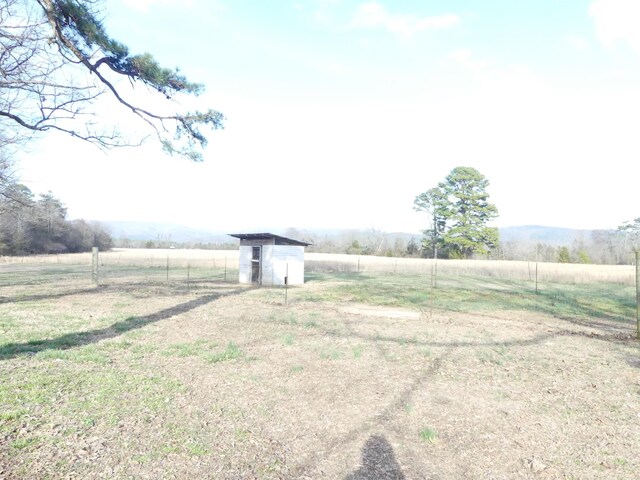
[345, 434, 406, 480]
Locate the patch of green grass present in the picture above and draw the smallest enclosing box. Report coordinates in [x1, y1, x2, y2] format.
[10, 437, 39, 450]
[128, 344, 156, 359]
[161, 444, 181, 455]
[320, 347, 342, 360]
[83, 416, 96, 427]
[420, 348, 432, 358]
[267, 311, 299, 326]
[282, 333, 295, 346]
[0, 310, 143, 360]
[185, 442, 209, 456]
[0, 317, 18, 329]
[234, 428, 250, 442]
[352, 345, 363, 358]
[0, 409, 26, 422]
[304, 319, 319, 328]
[419, 427, 438, 443]
[301, 272, 634, 324]
[204, 342, 243, 363]
[105, 340, 134, 350]
[290, 365, 304, 373]
[122, 329, 146, 340]
[162, 340, 218, 358]
[35, 345, 111, 364]
[133, 453, 154, 464]
[477, 345, 510, 366]
[0, 362, 187, 450]
[161, 340, 243, 364]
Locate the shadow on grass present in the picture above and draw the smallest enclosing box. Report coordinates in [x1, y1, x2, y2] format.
[345, 435, 406, 480]
[0, 287, 250, 361]
[0, 287, 102, 305]
[0, 278, 241, 304]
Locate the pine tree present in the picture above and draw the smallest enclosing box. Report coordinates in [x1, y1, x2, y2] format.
[1, 0, 223, 160]
[415, 167, 499, 259]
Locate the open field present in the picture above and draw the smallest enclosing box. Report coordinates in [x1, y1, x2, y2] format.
[0, 251, 639, 479]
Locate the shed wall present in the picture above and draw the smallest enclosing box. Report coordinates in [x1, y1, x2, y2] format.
[261, 245, 305, 285]
[238, 245, 305, 285]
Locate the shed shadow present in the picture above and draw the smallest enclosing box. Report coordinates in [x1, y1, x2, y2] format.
[345, 434, 406, 480]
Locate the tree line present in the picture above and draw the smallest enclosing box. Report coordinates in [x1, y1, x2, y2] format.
[0, 183, 112, 255]
[493, 231, 635, 265]
[283, 228, 636, 265]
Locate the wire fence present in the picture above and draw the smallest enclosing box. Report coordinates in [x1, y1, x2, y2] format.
[0, 249, 636, 329]
[304, 253, 635, 285]
[0, 249, 239, 295]
[0, 248, 635, 287]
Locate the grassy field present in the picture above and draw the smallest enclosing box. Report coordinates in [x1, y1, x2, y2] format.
[0, 252, 639, 479]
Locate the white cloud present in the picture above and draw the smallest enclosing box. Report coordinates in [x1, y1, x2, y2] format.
[309, 0, 341, 25]
[589, 0, 640, 53]
[448, 48, 488, 73]
[351, 1, 459, 38]
[448, 48, 546, 93]
[564, 34, 589, 50]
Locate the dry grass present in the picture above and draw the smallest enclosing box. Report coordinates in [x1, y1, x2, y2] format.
[305, 253, 635, 285]
[0, 258, 638, 479]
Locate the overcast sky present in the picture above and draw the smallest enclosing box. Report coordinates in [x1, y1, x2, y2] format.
[16, 0, 640, 233]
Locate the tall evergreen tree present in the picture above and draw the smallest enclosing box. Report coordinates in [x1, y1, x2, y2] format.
[415, 167, 499, 259]
[440, 167, 499, 258]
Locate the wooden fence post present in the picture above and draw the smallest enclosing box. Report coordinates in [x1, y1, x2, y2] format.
[91, 247, 99, 287]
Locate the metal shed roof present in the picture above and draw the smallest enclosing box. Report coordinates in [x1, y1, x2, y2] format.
[228, 233, 312, 247]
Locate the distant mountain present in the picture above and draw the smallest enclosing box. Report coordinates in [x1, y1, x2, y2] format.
[101, 221, 231, 244]
[498, 225, 602, 246]
[98, 221, 610, 247]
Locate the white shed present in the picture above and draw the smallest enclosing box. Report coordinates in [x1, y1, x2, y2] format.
[229, 233, 311, 286]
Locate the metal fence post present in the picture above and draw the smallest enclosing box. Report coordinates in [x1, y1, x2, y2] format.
[636, 250, 639, 340]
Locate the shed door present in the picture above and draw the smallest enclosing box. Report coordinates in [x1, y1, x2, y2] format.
[251, 246, 261, 284]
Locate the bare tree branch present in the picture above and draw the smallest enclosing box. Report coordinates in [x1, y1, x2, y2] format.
[0, 0, 224, 160]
